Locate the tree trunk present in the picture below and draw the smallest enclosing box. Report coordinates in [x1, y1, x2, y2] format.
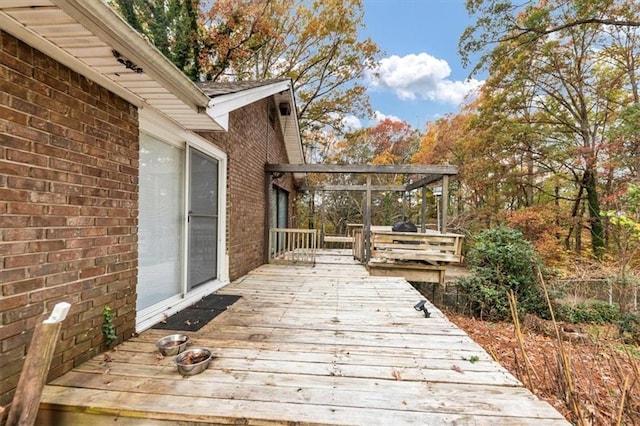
[564, 184, 584, 251]
[583, 166, 605, 258]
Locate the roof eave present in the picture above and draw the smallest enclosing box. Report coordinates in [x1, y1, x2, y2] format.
[52, 0, 211, 112]
[206, 80, 305, 166]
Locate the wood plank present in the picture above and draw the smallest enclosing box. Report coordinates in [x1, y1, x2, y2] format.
[39, 387, 566, 425]
[46, 371, 563, 419]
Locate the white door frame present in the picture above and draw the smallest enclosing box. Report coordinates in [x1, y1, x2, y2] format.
[136, 108, 228, 332]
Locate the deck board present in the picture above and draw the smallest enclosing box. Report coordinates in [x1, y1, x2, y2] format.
[38, 250, 569, 425]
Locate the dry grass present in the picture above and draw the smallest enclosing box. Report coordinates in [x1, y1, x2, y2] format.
[448, 310, 640, 424]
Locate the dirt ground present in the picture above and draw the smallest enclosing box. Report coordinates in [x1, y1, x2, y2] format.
[446, 311, 640, 425]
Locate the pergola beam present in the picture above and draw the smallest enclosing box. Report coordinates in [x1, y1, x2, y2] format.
[266, 164, 458, 175]
[405, 174, 446, 191]
[298, 184, 407, 192]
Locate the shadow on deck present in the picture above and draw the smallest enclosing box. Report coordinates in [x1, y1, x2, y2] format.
[37, 250, 568, 425]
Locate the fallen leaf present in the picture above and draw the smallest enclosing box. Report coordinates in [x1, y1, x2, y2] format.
[103, 354, 112, 363]
[392, 370, 402, 380]
[451, 365, 464, 374]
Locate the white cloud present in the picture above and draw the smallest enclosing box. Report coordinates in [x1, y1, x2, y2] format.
[340, 114, 363, 131]
[373, 111, 402, 123]
[368, 53, 483, 105]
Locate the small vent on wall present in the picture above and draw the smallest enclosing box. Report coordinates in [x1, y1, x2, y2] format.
[278, 102, 291, 116]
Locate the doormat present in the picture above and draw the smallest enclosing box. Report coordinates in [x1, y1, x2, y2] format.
[152, 294, 241, 332]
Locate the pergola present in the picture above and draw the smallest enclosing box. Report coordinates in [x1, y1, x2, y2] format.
[265, 164, 458, 262]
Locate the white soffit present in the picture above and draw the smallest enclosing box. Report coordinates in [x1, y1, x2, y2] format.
[0, 0, 224, 131]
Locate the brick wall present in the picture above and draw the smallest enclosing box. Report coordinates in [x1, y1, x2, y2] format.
[199, 99, 295, 280]
[0, 31, 139, 406]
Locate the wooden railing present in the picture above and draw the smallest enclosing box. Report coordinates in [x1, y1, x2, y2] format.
[370, 231, 464, 265]
[268, 228, 318, 265]
[367, 230, 464, 285]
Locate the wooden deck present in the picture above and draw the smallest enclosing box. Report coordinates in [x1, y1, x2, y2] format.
[37, 251, 568, 425]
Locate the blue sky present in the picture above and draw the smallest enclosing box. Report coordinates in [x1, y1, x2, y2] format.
[353, 0, 483, 130]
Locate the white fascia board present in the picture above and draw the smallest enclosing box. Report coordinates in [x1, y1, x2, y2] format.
[205, 80, 292, 131]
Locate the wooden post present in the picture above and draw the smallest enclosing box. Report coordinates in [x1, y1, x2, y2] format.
[7, 302, 70, 426]
[364, 175, 372, 262]
[264, 174, 272, 264]
[440, 175, 449, 234]
[421, 185, 427, 233]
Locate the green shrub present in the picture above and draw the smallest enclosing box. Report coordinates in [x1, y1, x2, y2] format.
[556, 301, 621, 324]
[457, 226, 548, 320]
[102, 306, 117, 349]
[617, 312, 640, 344]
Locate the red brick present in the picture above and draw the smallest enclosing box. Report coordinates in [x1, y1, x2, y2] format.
[45, 271, 79, 287]
[6, 176, 47, 192]
[2, 302, 44, 324]
[28, 239, 65, 253]
[4, 253, 47, 269]
[0, 188, 29, 202]
[27, 262, 65, 278]
[0, 241, 28, 256]
[2, 278, 44, 296]
[47, 249, 83, 263]
[3, 227, 45, 240]
[0, 104, 29, 125]
[7, 201, 47, 215]
[6, 148, 48, 167]
[79, 266, 106, 279]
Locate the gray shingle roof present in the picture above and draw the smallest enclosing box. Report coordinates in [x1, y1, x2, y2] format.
[197, 79, 290, 97]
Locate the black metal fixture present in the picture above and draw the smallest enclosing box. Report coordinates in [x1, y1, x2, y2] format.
[112, 50, 144, 74]
[278, 101, 291, 116]
[414, 300, 431, 318]
[270, 171, 285, 180]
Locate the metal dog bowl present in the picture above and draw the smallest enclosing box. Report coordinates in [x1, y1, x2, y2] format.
[156, 334, 190, 356]
[174, 347, 212, 376]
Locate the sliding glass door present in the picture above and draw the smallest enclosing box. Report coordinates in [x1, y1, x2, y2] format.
[138, 134, 184, 311]
[138, 136, 223, 315]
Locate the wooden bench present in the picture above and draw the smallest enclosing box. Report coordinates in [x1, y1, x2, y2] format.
[368, 231, 464, 284]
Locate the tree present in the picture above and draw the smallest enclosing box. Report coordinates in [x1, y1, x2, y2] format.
[459, 0, 640, 258]
[460, 0, 640, 73]
[201, 0, 380, 138]
[602, 183, 640, 307]
[110, 0, 201, 80]
[111, 0, 381, 148]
